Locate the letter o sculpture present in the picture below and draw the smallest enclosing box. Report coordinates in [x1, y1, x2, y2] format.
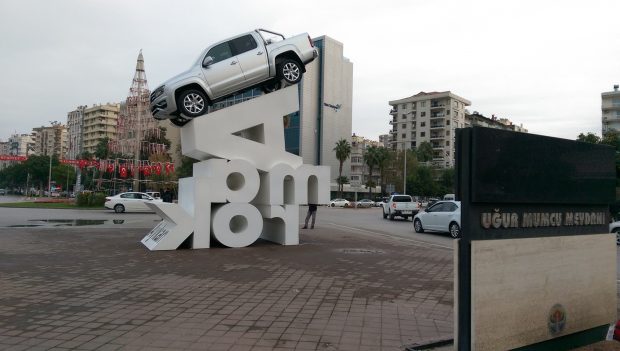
[212, 203, 263, 248]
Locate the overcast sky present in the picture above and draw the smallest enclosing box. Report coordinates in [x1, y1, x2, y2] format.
[1, 0, 619, 143]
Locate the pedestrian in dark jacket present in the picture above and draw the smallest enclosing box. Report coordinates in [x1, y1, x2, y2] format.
[162, 188, 173, 203]
[302, 204, 318, 229]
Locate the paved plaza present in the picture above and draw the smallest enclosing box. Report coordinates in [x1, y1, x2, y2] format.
[0, 223, 454, 350]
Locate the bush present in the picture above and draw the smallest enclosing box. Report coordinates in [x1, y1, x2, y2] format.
[76, 192, 106, 207]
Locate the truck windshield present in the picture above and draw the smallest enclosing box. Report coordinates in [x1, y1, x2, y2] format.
[392, 196, 412, 202]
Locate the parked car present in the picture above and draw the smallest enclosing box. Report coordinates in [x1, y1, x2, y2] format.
[0, 189, 5, 195]
[150, 29, 318, 126]
[355, 199, 375, 208]
[413, 200, 461, 238]
[146, 191, 161, 200]
[104, 192, 163, 213]
[382, 195, 420, 221]
[329, 199, 350, 207]
[609, 220, 620, 245]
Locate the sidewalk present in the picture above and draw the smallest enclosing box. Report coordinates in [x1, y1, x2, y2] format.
[0, 224, 454, 350]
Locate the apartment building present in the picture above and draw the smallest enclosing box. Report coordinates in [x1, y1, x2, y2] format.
[66, 105, 86, 159]
[602, 84, 620, 135]
[32, 124, 67, 157]
[82, 103, 120, 154]
[349, 134, 381, 187]
[465, 112, 528, 133]
[388, 91, 471, 168]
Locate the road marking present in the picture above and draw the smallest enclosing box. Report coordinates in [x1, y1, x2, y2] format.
[326, 223, 453, 250]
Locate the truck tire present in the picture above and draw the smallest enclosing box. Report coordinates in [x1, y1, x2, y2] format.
[177, 89, 208, 118]
[277, 59, 302, 85]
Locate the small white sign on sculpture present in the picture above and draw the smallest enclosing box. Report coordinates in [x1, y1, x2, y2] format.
[143, 86, 330, 250]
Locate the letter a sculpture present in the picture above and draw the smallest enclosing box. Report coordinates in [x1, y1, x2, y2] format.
[142, 86, 330, 250]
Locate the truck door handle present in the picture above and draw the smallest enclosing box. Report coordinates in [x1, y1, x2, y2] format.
[257, 51, 263, 55]
[230, 61, 237, 65]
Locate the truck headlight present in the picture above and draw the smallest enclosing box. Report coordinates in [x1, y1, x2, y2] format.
[151, 85, 165, 102]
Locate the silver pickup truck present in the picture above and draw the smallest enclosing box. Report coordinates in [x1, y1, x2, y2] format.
[150, 29, 318, 126]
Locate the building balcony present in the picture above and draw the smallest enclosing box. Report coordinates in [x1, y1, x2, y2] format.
[430, 113, 445, 119]
[430, 124, 445, 129]
[429, 134, 445, 140]
[389, 109, 397, 115]
[389, 120, 394, 125]
[602, 104, 620, 111]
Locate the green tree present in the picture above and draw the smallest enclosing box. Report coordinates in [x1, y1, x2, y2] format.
[177, 156, 198, 178]
[333, 139, 352, 198]
[94, 137, 110, 160]
[577, 132, 601, 144]
[375, 147, 392, 196]
[409, 166, 437, 196]
[364, 146, 381, 198]
[416, 141, 434, 162]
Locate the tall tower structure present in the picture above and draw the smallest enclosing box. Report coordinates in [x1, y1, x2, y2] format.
[111, 51, 167, 190]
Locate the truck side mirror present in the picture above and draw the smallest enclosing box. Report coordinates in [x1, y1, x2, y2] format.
[202, 56, 214, 67]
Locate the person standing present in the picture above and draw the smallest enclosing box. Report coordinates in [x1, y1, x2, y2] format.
[302, 203, 318, 229]
[162, 188, 173, 203]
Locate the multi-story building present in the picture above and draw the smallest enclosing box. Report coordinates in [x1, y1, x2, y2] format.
[32, 124, 67, 157]
[388, 91, 471, 168]
[465, 112, 528, 133]
[378, 134, 390, 148]
[82, 103, 120, 154]
[602, 84, 620, 135]
[66, 105, 86, 159]
[349, 134, 381, 187]
[0, 134, 35, 170]
[300, 36, 353, 183]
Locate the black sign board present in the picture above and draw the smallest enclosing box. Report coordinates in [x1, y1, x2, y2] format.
[455, 127, 615, 350]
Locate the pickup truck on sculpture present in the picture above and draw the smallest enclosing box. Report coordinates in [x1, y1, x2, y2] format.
[150, 29, 318, 126]
[382, 195, 421, 221]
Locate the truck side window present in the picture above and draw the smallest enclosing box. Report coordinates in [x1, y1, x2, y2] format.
[206, 42, 233, 64]
[230, 35, 258, 55]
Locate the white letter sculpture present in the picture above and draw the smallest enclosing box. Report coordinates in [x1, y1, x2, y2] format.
[142, 86, 330, 250]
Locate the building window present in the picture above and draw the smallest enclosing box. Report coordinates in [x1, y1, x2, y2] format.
[401, 123, 406, 129]
[421, 122, 426, 127]
[420, 132, 425, 137]
[421, 101, 426, 107]
[421, 112, 426, 117]
[411, 111, 416, 117]
[402, 114, 407, 119]
[446, 130, 450, 136]
[446, 110, 450, 115]
[447, 120, 450, 125]
[446, 140, 450, 146]
[401, 133, 406, 139]
[401, 104, 405, 109]
[411, 141, 416, 148]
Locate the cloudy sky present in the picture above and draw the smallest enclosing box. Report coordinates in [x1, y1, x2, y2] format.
[1, 0, 619, 142]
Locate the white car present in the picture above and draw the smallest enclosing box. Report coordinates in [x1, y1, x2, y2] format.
[609, 221, 620, 245]
[329, 199, 350, 207]
[104, 192, 163, 213]
[413, 200, 461, 238]
[355, 199, 375, 208]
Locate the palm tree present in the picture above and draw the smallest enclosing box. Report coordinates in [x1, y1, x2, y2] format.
[364, 146, 380, 199]
[333, 139, 352, 198]
[375, 147, 392, 197]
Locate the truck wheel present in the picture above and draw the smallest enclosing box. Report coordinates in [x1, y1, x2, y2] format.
[278, 59, 302, 85]
[178, 89, 208, 117]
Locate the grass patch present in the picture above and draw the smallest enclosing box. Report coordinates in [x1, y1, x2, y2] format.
[0, 202, 104, 210]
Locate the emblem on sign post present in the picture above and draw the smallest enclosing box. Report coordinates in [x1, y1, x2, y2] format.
[548, 304, 567, 335]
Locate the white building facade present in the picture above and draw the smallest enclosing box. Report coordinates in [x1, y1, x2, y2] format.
[602, 84, 620, 135]
[388, 91, 471, 168]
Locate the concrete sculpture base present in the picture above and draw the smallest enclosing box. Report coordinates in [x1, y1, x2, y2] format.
[143, 86, 330, 250]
